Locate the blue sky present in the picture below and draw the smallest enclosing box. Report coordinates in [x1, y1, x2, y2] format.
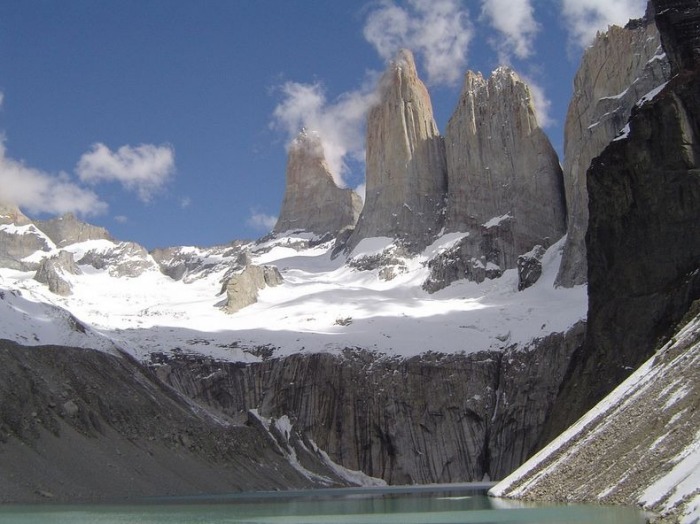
[0, 0, 647, 249]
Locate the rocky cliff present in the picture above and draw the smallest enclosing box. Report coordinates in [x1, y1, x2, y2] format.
[348, 49, 447, 251]
[0, 203, 53, 270]
[444, 67, 566, 275]
[153, 322, 584, 484]
[273, 129, 362, 237]
[35, 212, 111, 248]
[555, 11, 671, 287]
[0, 340, 353, 503]
[544, 0, 700, 440]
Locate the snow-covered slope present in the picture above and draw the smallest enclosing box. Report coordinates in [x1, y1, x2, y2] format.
[0, 230, 586, 362]
[490, 309, 700, 524]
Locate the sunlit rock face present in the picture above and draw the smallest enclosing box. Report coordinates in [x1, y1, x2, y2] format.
[555, 11, 670, 287]
[348, 49, 447, 251]
[35, 213, 111, 248]
[274, 129, 361, 237]
[444, 67, 566, 274]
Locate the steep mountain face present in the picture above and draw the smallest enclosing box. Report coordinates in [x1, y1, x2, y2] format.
[555, 12, 671, 287]
[35, 212, 111, 248]
[444, 67, 566, 276]
[491, 308, 700, 523]
[154, 322, 585, 485]
[0, 203, 52, 270]
[544, 0, 700, 442]
[273, 129, 362, 237]
[348, 49, 447, 251]
[0, 339, 356, 503]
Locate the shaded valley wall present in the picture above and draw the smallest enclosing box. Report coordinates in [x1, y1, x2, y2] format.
[153, 322, 585, 484]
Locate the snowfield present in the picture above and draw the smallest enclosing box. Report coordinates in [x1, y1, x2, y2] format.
[0, 232, 586, 362]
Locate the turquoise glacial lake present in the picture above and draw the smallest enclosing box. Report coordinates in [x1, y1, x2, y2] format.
[0, 484, 647, 523]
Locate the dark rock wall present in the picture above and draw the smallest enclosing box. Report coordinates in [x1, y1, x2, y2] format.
[154, 323, 584, 484]
[543, 2, 700, 439]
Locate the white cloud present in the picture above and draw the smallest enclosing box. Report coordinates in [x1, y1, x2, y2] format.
[114, 215, 128, 224]
[481, 0, 539, 60]
[0, 92, 4, 110]
[76, 143, 175, 202]
[560, 0, 647, 48]
[363, 0, 474, 86]
[271, 79, 379, 187]
[246, 210, 277, 232]
[0, 140, 107, 216]
[180, 196, 192, 209]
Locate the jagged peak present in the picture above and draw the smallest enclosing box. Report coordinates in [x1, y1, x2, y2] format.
[391, 48, 417, 74]
[460, 66, 526, 98]
[289, 128, 325, 158]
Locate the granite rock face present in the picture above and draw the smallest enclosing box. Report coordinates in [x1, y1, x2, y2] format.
[0, 203, 53, 270]
[77, 242, 157, 278]
[35, 213, 111, 248]
[224, 261, 283, 314]
[154, 323, 583, 484]
[555, 14, 671, 287]
[544, 7, 700, 437]
[273, 130, 362, 237]
[348, 49, 447, 251]
[34, 251, 81, 296]
[445, 68, 566, 272]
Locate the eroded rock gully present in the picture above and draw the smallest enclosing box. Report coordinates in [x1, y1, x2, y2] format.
[152, 322, 585, 484]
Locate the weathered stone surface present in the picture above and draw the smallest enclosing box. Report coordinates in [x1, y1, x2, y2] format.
[0, 339, 341, 503]
[151, 242, 245, 282]
[154, 323, 583, 484]
[0, 204, 52, 270]
[517, 245, 546, 291]
[445, 67, 566, 273]
[654, 0, 700, 75]
[35, 213, 111, 248]
[273, 130, 362, 237]
[348, 49, 447, 251]
[545, 36, 700, 438]
[34, 251, 81, 296]
[78, 241, 157, 278]
[555, 16, 671, 287]
[224, 263, 283, 314]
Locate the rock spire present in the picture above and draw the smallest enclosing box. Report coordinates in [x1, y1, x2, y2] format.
[445, 67, 566, 270]
[347, 49, 447, 251]
[555, 15, 670, 287]
[273, 129, 361, 237]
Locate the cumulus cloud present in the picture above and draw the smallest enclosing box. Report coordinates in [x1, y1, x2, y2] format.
[363, 0, 474, 86]
[480, 0, 539, 61]
[271, 79, 378, 187]
[246, 210, 277, 232]
[76, 143, 175, 202]
[560, 0, 647, 48]
[0, 140, 107, 216]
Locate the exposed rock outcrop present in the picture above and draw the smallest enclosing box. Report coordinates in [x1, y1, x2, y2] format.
[544, 3, 700, 438]
[35, 213, 111, 248]
[491, 310, 700, 523]
[348, 49, 447, 251]
[0, 340, 346, 503]
[445, 68, 566, 273]
[78, 241, 157, 278]
[224, 261, 283, 314]
[153, 323, 584, 484]
[273, 130, 362, 237]
[555, 13, 671, 287]
[517, 245, 546, 291]
[152, 242, 245, 282]
[0, 203, 53, 270]
[34, 250, 81, 296]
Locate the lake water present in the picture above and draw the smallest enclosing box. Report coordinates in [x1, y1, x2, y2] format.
[0, 484, 647, 523]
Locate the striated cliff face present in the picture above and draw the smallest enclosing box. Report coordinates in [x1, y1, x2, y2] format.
[348, 49, 447, 251]
[555, 15, 671, 287]
[273, 130, 362, 237]
[153, 323, 584, 484]
[444, 67, 566, 274]
[35, 212, 111, 248]
[544, 1, 700, 439]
